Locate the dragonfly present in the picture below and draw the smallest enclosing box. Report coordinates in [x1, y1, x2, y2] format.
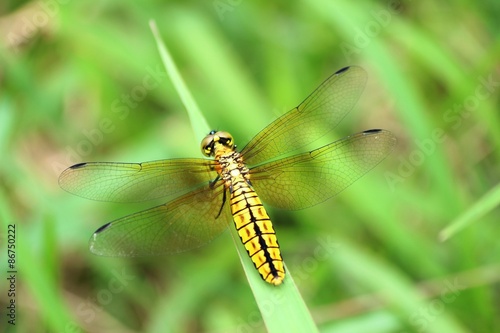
[59, 66, 396, 286]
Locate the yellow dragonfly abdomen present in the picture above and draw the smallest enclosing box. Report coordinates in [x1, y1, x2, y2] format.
[203, 130, 285, 285]
[230, 175, 285, 285]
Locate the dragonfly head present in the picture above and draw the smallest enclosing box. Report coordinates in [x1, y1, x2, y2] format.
[201, 130, 235, 157]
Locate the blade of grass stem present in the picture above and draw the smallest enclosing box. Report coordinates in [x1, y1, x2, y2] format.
[440, 182, 500, 241]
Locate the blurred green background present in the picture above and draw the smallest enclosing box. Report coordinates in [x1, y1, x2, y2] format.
[1, 0, 499, 332]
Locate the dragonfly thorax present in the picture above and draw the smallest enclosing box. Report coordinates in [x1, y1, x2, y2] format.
[202, 130, 249, 186]
[217, 151, 249, 184]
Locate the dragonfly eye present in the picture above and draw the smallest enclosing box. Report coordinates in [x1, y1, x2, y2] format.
[201, 135, 215, 157]
[201, 131, 234, 157]
[216, 131, 234, 148]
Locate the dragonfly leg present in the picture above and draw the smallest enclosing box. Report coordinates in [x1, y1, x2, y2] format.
[209, 175, 221, 188]
[215, 188, 228, 219]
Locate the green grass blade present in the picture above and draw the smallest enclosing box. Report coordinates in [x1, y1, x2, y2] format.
[149, 19, 318, 332]
[149, 20, 209, 142]
[439, 182, 500, 241]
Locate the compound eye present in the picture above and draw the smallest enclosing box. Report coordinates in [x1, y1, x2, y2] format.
[216, 131, 234, 148]
[201, 133, 215, 157]
[200, 131, 235, 156]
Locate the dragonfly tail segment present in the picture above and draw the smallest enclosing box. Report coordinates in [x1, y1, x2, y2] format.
[230, 176, 285, 286]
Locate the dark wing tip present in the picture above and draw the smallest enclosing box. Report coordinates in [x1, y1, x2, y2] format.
[361, 129, 398, 150]
[89, 222, 113, 256]
[69, 162, 87, 169]
[335, 66, 350, 74]
[59, 162, 87, 185]
[94, 222, 112, 234]
[363, 129, 382, 134]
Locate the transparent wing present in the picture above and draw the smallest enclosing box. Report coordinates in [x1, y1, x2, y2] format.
[241, 66, 367, 166]
[250, 130, 396, 210]
[59, 159, 216, 202]
[89, 181, 232, 256]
